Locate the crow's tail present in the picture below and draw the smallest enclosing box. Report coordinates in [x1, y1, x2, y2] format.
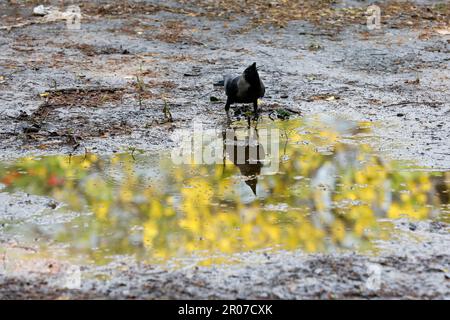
[214, 74, 233, 87]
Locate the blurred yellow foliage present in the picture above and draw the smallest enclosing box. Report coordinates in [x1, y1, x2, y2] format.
[0, 117, 448, 265]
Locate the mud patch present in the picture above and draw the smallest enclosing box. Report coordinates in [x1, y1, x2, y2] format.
[36, 86, 126, 110]
[61, 43, 131, 56]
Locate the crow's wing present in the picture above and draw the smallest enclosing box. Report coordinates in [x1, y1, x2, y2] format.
[224, 75, 239, 99]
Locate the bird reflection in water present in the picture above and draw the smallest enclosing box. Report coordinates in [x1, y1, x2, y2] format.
[222, 126, 265, 195]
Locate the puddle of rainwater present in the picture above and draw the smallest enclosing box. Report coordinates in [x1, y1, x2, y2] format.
[0, 115, 448, 267]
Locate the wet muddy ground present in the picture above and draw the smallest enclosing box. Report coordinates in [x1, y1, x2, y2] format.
[0, 0, 449, 299]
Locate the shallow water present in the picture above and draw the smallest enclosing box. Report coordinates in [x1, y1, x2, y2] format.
[0, 116, 449, 266]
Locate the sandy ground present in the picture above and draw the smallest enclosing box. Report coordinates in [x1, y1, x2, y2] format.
[0, 0, 449, 299]
[1, 219, 449, 299]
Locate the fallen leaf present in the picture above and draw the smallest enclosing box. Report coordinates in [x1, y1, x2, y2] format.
[405, 78, 420, 85]
[435, 28, 450, 35]
[308, 94, 340, 102]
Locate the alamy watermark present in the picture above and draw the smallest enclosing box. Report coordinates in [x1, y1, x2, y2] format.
[65, 5, 82, 30]
[365, 263, 382, 291]
[170, 123, 280, 173]
[366, 5, 381, 30]
[1, 249, 81, 290]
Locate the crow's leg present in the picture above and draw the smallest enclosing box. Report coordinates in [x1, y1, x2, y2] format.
[225, 98, 232, 121]
[253, 100, 259, 120]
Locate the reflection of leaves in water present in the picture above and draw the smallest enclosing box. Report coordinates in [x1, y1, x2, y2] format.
[0, 118, 448, 265]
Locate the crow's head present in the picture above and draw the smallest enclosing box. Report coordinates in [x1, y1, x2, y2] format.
[243, 62, 260, 84]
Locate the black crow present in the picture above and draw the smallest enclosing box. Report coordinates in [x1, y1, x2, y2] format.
[221, 62, 265, 120]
